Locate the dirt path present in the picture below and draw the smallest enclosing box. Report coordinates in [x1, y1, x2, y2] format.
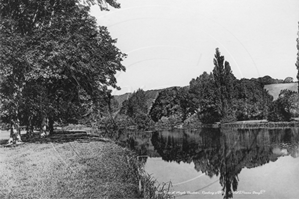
[0, 133, 141, 198]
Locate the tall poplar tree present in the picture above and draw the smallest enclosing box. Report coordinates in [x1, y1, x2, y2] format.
[212, 48, 236, 122]
[296, 23, 299, 83]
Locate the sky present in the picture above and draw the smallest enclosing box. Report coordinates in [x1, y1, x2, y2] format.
[90, 0, 299, 95]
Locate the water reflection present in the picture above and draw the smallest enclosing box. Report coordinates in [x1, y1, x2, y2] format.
[117, 127, 299, 199]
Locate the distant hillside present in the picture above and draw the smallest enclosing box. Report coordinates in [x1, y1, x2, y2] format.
[144, 89, 162, 112]
[264, 83, 298, 100]
[113, 93, 131, 109]
[113, 88, 163, 110]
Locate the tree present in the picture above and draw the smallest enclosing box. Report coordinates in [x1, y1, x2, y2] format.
[212, 48, 236, 122]
[149, 87, 185, 123]
[189, 72, 221, 124]
[0, 0, 125, 142]
[0, 26, 30, 142]
[24, 18, 126, 131]
[234, 78, 273, 120]
[284, 77, 294, 83]
[176, 87, 194, 121]
[120, 89, 153, 129]
[296, 22, 300, 93]
[120, 89, 148, 117]
[254, 75, 283, 85]
[268, 89, 298, 121]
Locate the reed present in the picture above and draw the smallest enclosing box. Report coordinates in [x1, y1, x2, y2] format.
[87, 128, 175, 199]
[100, 143, 174, 199]
[138, 171, 174, 199]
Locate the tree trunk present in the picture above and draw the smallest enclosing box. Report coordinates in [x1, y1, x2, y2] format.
[40, 117, 47, 137]
[8, 119, 22, 144]
[49, 118, 54, 135]
[8, 122, 14, 144]
[15, 118, 22, 142]
[26, 115, 34, 138]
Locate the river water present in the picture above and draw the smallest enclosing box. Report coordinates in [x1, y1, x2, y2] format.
[117, 127, 299, 199]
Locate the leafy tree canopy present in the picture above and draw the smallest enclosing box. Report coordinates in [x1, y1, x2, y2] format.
[268, 89, 298, 121]
[149, 87, 189, 123]
[120, 89, 148, 117]
[189, 72, 221, 124]
[212, 48, 236, 122]
[0, 0, 125, 138]
[234, 78, 273, 120]
[119, 89, 154, 129]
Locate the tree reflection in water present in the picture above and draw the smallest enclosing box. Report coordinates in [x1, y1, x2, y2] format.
[118, 127, 299, 199]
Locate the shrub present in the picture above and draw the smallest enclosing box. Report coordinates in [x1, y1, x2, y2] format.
[268, 89, 298, 121]
[133, 113, 155, 130]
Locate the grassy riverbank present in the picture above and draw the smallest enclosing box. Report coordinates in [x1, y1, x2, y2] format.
[0, 131, 172, 199]
[220, 120, 299, 129]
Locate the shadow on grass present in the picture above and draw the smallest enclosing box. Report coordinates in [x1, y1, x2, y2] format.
[0, 139, 8, 145]
[0, 131, 111, 146]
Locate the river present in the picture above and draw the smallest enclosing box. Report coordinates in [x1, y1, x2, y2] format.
[117, 127, 299, 199]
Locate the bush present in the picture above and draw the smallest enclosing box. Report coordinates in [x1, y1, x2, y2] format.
[0, 122, 10, 130]
[197, 105, 221, 124]
[284, 77, 293, 83]
[268, 89, 298, 121]
[133, 113, 155, 130]
[182, 114, 202, 128]
[267, 101, 290, 121]
[155, 114, 182, 129]
[235, 101, 264, 121]
[114, 114, 136, 129]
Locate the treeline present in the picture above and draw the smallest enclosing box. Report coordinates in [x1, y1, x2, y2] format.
[116, 49, 298, 130]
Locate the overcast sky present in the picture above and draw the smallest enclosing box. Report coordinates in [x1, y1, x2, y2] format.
[90, 0, 299, 95]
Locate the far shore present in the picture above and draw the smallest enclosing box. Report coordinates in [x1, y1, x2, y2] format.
[219, 120, 298, 129]
[1, 118, 298, 136]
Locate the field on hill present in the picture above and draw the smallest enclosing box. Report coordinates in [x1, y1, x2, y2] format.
[264, 83, 298, 100]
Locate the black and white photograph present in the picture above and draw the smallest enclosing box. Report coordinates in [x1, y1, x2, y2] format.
[0, 0, 299, 198]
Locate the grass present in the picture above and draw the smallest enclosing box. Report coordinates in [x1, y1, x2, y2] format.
[0, 130, 173, 199]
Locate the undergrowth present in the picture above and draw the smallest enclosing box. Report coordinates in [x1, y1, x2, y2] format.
[96, 129, 174, 199]
[139, 171, 174, 199]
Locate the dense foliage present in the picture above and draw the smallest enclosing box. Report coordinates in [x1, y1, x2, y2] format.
[189, 72, 221, 124]
[268, 89, 298, 121]
[0, 0, 125, 139]
[212, 48, 236, 122]
[149, 87, 187, 122]
[296, 23, 299, 81]
[117, 49, 296, 128]
[187, 49, 273, 124]
[234, 78, 273, 120]
[253, 75, 284, 85]
[119, 89, 154, 129]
